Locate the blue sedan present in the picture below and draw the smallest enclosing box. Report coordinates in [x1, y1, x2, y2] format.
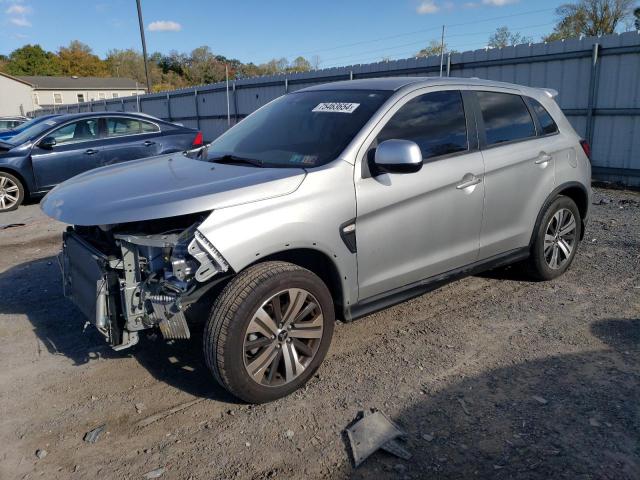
[0, 112, 203, 211]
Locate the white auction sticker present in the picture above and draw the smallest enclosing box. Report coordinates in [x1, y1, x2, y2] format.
[312, 102, 360, 114]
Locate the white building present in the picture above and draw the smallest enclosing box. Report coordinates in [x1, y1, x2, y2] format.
[0, 72, 146, 115]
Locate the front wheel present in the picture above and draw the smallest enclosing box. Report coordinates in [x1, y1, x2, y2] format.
[204, 261, 335, 403]
[526, 195, 582, 280]
[0, 172, 24, 212]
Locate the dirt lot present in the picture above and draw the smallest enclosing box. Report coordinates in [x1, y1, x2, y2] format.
[0, 188, 638, 480]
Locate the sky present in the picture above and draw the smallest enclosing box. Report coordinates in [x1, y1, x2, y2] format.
[0, 0, 630, 69]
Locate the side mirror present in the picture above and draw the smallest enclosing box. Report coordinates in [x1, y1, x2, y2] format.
[373, 139, 423, 174]
[39, 136, 56, 149]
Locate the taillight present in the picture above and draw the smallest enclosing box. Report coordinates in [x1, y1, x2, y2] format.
[192, 131, 203, 147]
[579, 139, 591, 160]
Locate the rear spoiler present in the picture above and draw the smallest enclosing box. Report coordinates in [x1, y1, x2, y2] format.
[539, 88, 559, 99]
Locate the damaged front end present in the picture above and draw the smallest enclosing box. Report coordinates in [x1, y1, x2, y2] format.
[60, 214, 231, 350]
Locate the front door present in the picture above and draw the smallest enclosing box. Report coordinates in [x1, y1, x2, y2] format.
[355, 89, 485, 301]
[31, 118, 103, 190]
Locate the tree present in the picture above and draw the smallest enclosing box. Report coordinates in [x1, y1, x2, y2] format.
[634, 7, 640, 30]
[416, 40, 456, 57]
[544, 0, 635, 42]
[3, 44, 61, 75]
[58, 41, 108, 77]
[488, 26, 533, 48]
[288, 56, 312, 73]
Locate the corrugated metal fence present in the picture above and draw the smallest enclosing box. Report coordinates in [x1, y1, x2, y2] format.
[35, 31, 640, 186]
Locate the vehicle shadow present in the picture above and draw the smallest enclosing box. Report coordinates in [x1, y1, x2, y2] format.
[342, 317, 640, 479]
[0, 255, 238, 403]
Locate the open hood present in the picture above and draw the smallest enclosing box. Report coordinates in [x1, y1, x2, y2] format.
[41, 154, 306, 225]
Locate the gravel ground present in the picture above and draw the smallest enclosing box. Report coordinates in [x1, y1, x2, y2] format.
[0, 188, 638, 480]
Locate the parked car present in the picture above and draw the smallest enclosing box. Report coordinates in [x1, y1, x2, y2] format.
[0, 114, 60, 142]
[0, 115, 28, 131]
[42, 77, 591, 403]
[0, 112, 202, 211]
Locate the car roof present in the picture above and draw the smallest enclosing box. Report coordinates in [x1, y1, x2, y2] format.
[45, 111, 162, 121]
[297, 76, 543, 94]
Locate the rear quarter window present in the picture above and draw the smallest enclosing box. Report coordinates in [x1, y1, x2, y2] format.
[528, 97, 559, 135]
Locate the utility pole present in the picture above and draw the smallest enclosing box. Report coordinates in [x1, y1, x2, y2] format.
[136, 0, 152, 93]
[439, 24, 445, 77]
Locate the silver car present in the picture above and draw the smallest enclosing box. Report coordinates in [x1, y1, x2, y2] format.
[42, 77, 591, 403]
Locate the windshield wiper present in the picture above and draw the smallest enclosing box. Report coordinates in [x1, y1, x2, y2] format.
[209, 154, 264, 167]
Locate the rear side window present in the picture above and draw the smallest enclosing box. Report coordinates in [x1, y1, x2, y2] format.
[528, 97, 558, 135]
[377, 90, 468, 161]
[476, 91, 536, 146]
[106, 118, 158, 137]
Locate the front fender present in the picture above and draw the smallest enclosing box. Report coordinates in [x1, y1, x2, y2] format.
[197, 161, 358, 308]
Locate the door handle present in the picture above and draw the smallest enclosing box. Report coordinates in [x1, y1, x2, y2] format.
[535, 153, 552, 164]
[143, 141, 156, 146]
[84, 149, 98, 155]
[456, 175, 482, 190]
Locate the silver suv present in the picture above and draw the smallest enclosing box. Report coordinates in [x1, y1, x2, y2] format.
[42, 77, 591, 403]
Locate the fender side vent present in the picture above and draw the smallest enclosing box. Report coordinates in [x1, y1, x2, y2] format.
[340, 219, 357, 254]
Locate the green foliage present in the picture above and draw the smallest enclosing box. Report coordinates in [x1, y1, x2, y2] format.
[58, 41, 108, 77]
[544, 0, 635, 42]
[416, 40, 457, 58]
[488, 26, 533, 48]
[3, 44, 61, 76]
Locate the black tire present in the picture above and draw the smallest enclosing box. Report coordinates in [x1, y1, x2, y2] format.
[204, 261, 335, 403]
[0, 171, 24, 212]
[526, 195, 582, 281]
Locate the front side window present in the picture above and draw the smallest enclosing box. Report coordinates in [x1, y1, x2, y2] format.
[98, 92, 106, 100]
[528, 97, 558, 135]
[477, 91, 536, 146]
[48, 119, 99, 144]
[77, 94, 85, 103]
[376, 90, 468, 161]
[106, 118, 155, 136]
[112, 92, 119, 99]
[206, 90, 392, 168]
[53, 93, 63, 104]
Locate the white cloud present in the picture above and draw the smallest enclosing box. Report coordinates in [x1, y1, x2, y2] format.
[416, 0, 439, 14]
[6, 3, 30, 14]
[9, 16, 30, 26]
[481, 0, 519, 6]
[148, 20, 182, 32]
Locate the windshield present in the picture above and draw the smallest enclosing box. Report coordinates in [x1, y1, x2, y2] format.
[8, 117, 61, 145]
[206, 90, 391, 167]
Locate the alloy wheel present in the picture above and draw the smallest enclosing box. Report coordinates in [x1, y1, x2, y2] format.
[243, 288, 323, 387]
[544, 208, 577, 269]
[0, 175, 20, 211]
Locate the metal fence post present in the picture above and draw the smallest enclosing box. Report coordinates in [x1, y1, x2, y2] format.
[166, 92, 172, 121]
[446, 53, 451, 77]
[233, 81, 239, 124]
[350, 70, 354, 80]
[585, 42, 600, 147]
[121, 98, 125, 111]
[284, 77, 288, 93]
[194, 89, 201, 130]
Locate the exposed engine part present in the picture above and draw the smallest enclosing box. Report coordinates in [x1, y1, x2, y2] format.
[112, 330, 139, 351]
[147, 294, 190, 340]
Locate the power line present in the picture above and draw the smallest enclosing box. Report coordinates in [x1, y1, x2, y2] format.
[281, 6, 556, 60]
[318, 21, 557, 67]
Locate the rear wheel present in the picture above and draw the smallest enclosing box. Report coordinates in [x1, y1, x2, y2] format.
[526, 196, 581, 280]
[0, 172, 24, 212]
[204, 261, 335, 403]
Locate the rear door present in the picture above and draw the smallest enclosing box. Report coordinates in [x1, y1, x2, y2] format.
[31, 118, 103, 189]
[100, 116, 162, 166]
[355, 89, 485, 300]
[474, 90, 555, 259]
